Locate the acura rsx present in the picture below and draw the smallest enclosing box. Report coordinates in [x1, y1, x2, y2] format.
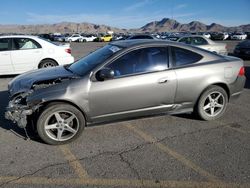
[5, 40, 246, 145]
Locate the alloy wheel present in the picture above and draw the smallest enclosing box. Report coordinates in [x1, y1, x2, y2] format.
[202, 91, 225, 117]
[44, 111, 79, 141]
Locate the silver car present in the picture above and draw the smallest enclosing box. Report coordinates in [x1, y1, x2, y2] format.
[177, 35, 228, 55]
[5, 40, 246, 145]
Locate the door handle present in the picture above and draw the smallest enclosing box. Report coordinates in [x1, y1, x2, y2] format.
[158, 78, 168, 84]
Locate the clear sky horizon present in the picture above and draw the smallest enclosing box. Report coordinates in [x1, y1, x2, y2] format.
[0, 0, 249, 28]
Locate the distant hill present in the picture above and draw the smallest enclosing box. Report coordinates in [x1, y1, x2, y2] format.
[0, 22, 126, 34]
[0, 18, 249, 34]
[139, 18, 250, 33]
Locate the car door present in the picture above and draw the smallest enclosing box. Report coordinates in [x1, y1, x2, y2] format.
[88, 46, 177, 121]
[11, 38, 43, 73]
[170, 46, 204, 104]
[0, 38, 14, 74]
[72, 35, 79, 41]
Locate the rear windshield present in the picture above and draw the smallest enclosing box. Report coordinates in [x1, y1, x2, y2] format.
[38, 37, 59, 46]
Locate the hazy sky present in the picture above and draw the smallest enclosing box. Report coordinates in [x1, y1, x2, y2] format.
[0, 0, 249, 28]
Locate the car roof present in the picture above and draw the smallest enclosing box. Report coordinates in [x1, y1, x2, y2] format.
[110, 39, 221, 59]
[110, 39, 181, 48]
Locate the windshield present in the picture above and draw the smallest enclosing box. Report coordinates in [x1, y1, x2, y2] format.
[69, 45, 122, 76]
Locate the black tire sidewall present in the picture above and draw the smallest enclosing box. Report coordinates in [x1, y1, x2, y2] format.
[196, 86, 228, 121]
[37, 103, 85, 145]
[39, 60, 57, 68]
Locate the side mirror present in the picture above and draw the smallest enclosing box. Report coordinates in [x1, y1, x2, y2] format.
[96, 68, 115, 81]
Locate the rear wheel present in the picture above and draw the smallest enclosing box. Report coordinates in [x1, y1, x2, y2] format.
[37, 103, 85, 145]
[39, 59, 58, 68]
[194, 86, 228, 121]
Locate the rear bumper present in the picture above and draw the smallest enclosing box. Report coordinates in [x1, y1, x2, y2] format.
[56, 56, 75, 65]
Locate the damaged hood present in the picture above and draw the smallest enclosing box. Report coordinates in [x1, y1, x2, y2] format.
[8, 65, 77, 96]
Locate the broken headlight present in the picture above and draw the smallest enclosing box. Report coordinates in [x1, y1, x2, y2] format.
[11, 91, 33, 106]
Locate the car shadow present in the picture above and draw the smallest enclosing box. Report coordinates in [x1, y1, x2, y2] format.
[0, 74, 18, 79]
[0, 90, 40, 142]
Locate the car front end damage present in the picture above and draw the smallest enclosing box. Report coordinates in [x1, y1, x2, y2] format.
[5, 90, 41, 128]
[5, 65, 79, 128]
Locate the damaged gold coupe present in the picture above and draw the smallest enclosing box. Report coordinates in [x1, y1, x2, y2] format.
[5, 40, 246, 145]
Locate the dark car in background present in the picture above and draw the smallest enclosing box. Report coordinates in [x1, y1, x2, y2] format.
[127, 34, 156, 40]
[54, 35, 67, 42]
[38, 34, 54, 41]
[245, 32, 250, 39]
[210, 32, 225, 40]
[234, 40, 250, 59]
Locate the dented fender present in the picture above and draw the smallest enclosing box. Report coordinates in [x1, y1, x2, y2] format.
[6, 71, 91, 128]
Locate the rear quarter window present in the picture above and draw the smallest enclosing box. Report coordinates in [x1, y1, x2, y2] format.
[171, 46, 203, 67]
[0, 38, 10, 51]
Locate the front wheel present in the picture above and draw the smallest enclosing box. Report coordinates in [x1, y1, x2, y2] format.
[194, 86, 228, 121]
[37, 103, 85, 145]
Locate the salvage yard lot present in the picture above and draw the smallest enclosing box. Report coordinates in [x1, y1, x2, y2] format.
[0, 41, 250, 188]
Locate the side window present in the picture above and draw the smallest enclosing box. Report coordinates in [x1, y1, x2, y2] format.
[106, 47, 168, 77]
[179, 37, 191, 44]
[13, 38, 41, 50]
[144, 36, 153, 39]
[0, 38, 10, 51]
[191, 37, 208, 45]
[172, 47, 203, 67]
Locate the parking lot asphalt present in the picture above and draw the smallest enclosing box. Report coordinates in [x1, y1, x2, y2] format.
[0, 41, 250, 188]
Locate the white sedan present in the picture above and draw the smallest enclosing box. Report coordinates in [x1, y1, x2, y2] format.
[0, 35, 74, 75]
[231, 33, 247, 40]
[80, 35, 97, 42]
[177, 35, 228, 55]
[65, 34, 83, 42]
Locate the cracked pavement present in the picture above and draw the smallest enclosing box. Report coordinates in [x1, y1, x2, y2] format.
[0, 41, 250, 188]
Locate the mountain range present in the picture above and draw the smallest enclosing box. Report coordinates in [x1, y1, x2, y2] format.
[0, 18, 249, 34]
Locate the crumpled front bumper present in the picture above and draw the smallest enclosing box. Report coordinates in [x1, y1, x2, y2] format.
[5, 101, 33, 128]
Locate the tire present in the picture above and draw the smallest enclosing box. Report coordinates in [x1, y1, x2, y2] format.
[37, 103, 85, 145]
[39, 59, 58, 68]
[194, 85, 228, 121]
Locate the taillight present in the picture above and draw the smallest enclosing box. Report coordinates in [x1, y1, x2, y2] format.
[238, 66, 245, 76]
[65, 48, 71, 54]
